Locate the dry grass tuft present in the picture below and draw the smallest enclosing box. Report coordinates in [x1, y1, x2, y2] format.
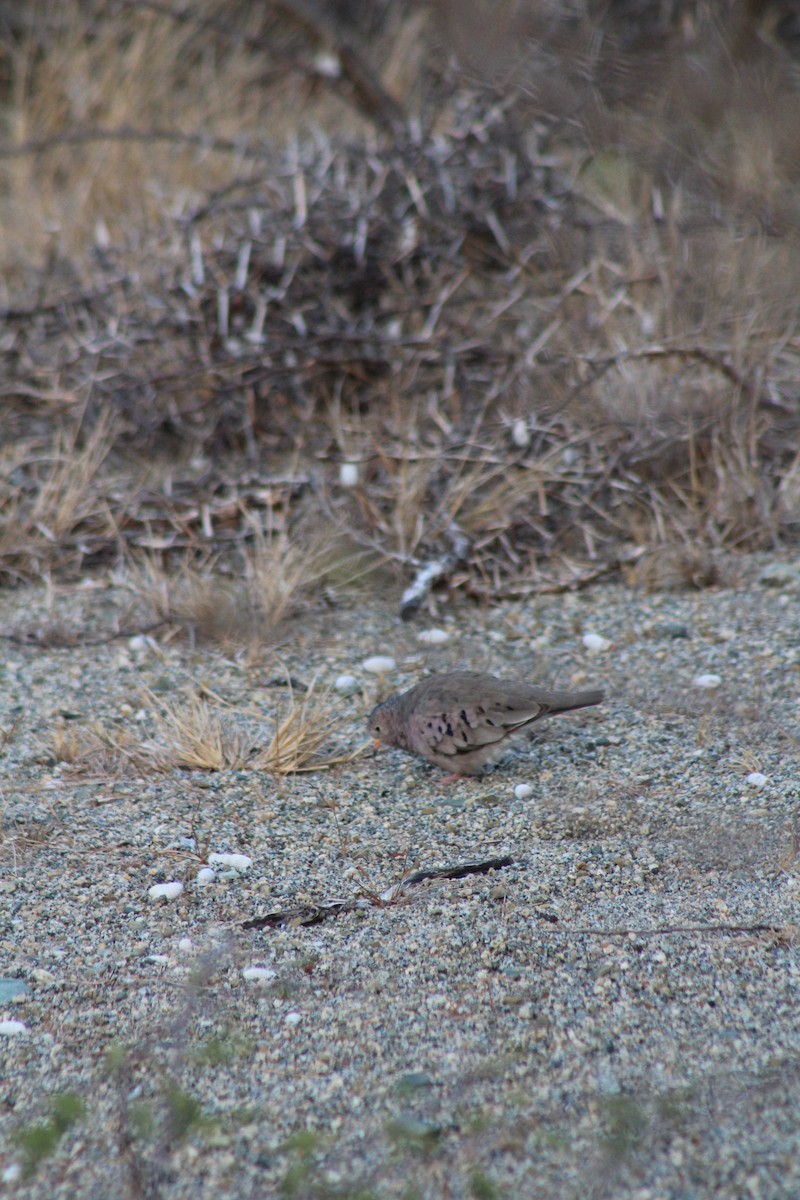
[0, 417, 115, 584]
[50, 719, 145, 776]
[251, 680, 368, 775]
[1, 2, 799, 603]
[126, 524, 386, 648]
[139, 681, 366, 775]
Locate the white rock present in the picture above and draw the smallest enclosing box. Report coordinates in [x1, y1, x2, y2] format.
[693, 673, 722, 689]
[514, 783, 534, 800]
[178, 937, 194, 953]
[313, 51, 341, 79]
[208, 853, 252, 872]
[511, 418, 531, 448]
[361, 656, 396, 674]
[416, 628, 450, 645]
[285, 1011, 302, 1026]
[2, 1163, 22, 1183]
[0, 1020, 28, 1036]
[582, 632, 611, 652]
[128, 634, 158, 654]
[148, 881, 183, 902]
[746, 772, 768, 789]
[339, 462, 359, 487]
[196, 867, 215, 885]
[243, 966, 276, 984]
[334, 674, 359, 696]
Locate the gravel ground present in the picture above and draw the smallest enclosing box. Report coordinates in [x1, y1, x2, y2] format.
[1, 557, 799, 1199]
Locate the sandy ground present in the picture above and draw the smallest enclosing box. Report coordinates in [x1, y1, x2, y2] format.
[1, 556, 799, 1199]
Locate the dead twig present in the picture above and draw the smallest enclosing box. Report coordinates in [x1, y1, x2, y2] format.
[242, 855, 515, 929]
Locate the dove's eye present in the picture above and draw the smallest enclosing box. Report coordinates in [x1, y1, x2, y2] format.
[373, 723, 382, 734]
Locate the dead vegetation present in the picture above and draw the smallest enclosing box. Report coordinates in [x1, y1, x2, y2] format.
[1, 1, 799, 615]
[48, 680, 366, 776]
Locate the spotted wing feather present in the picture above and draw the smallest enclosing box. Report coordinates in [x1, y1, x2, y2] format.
[413, 697, 548, 760]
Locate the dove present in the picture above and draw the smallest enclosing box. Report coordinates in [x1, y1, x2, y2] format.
[368, 671, 604, 779]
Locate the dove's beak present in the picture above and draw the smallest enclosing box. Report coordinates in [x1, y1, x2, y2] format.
[373, 737, 381, 750]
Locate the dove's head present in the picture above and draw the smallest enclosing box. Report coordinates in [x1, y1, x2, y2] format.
[367, 696, 408, 750]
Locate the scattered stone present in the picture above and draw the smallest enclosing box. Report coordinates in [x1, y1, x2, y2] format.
[334, 674, 360, 696]
[511, 418, 531, 448]
[196, 867, 215, 885]
[242, 966, 276, 984]
[514, 784, 534, 800]
[693, 673, 722, 689]
[416, 628, 450, 645]
[148, 881, 183, 902]
[582, 632, 611, 652]
[745, 772, 768, 789]
[208, 853, 252, 873]
[339, 462, 359, 487]
[0, 1020, 28, 1036]
[361, 655, 396, 673]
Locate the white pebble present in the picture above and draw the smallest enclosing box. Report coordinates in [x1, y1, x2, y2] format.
[416, 628, 450, 645]
[361, 656, 396, 674]
[582, 632, 611, 652]
[208, 853, 252, 872]
[511, 418, 531, 448]
[339, 462, 359, 487]
[242, 966, 276, 984]
[514, 784, 534, 800]
[285, 1011, 302, 1026]
[313, 51, 341, 79]
[2, 1164, 22, 1183]
[196, 867, 215, 885]
[148, 881, 183, 902]
[178, 937, 194, 953]
[0, 1019, 28, 1036]
[334, 674, 360, 696]
[746, 772, 768, 789]
[693, 673, 722, 689]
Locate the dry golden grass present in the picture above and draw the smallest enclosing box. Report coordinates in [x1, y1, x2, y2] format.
[0, 417, 116, 583]
[139, 680, 366, 775]
[50, 718, 146, 775]
[1, 2, 799, 602]
[125, 524, 386, 648]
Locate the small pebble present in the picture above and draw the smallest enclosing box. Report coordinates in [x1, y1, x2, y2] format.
[693, 673, 722, 689]
[242, 966, 276, 984]
[511, 418, 531, 448]
[582, 632, 611, 652]
[196, 867, 215, 885]
[2, 1164, 22, 1183]
[285, 1011, 302, 1027]
[339, 462, 359, 487]
[361, 656, 396, 674]
[0, 1019, 28, 1036]
[514, 784, 534, 800]
[745, 772, 768, 789]
[313, 51, 341, 79]
[334, 674, 360, 696]
[178, 937, 193, 952]
[148, 881, 183, 902]
[416, 628, 450, 645]
[208, 853, 252, 872]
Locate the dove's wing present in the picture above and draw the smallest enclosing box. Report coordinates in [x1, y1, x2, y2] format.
[412, 695, 548, 761]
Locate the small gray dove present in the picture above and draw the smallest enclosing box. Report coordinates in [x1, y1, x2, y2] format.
[368, 671, 604, 778]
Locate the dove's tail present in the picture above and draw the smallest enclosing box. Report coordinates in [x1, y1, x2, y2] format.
[542, 688, 604, 714]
